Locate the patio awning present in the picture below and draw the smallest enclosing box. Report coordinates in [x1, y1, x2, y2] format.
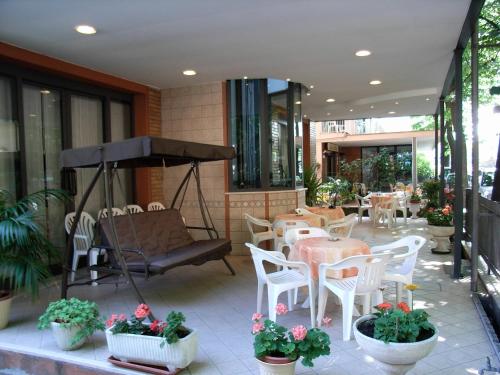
[60, 136, 235, 169]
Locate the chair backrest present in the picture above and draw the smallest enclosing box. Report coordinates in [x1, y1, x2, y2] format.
[65, 211, 96, 251]
[371, 235, 425, 276]
[284, 227, 330, 247]
[329, 213, 357, 238]
[147, 202, 166, 211]
[246, 243, 288, 283]
[98, 207, 125, 219]
[356, 252, 393, 294]
[244, 213, 272, 236]
[123, 204, 144, 214]
[295, 207, 313, 215]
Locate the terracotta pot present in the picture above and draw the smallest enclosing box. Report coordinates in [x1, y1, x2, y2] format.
[256, 356, 297, 375]
[353, 315, 438, 375]
[0, 292, 13, 330]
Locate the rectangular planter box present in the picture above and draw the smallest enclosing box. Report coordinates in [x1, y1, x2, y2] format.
[105, 326, 198, 369]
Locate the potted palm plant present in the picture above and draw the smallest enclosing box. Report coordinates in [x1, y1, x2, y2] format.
[0, 189, 67, 329]
[353, 288, 437, 375]
[38, 298, 105, 350]
[252, 304, 331, 374]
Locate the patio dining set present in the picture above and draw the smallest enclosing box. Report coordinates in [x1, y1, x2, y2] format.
[245, 207, 426, 341]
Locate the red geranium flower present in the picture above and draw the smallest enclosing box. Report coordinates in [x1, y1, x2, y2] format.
[134, 304, 151, 319]
[377, 302, 392, 310]
[397, 302, 411, 313]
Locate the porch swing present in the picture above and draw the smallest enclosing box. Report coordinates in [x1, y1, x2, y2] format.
[60, 136, 236, 308]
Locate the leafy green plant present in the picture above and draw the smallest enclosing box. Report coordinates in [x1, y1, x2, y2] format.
[303, 164, 322, 206]
[251, 306, 330, 367]
[373, 302, 434, 344]
[108, 304, 191, 348]
[426, 206, 453, 226]
[421, 179, 441, 208]
[38, 298, 105, 345]
[339, 159, 362, 183]
[409, 192, 421, 203]
[0, 189, 68, 298]
[318, 178, 351, 207]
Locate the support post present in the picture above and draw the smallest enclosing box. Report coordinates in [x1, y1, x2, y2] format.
[453, 48, 464, 279]
[61, 164, 104, 299]
[411, 137, 417, 192]
[439, 98, 446, 207]
[471, 22, 479, 291]
[434, 114, 439, 179]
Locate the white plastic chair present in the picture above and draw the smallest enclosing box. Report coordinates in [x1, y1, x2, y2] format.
[355, 194, 371, 223]
[123, 204, 144, 214]
[64, 212, 100, 282]
[97, 207, 125, 219]
[327, 213, 357, 238]
[373, 198, 397, 228]
[246, 243, 316, 327]
[394, 194, 408, 224]
[245, 213, 274, 246]
[371, 236, 426, 305]
[295, 207, 328, 228]
[273, 220, 310, 252]
[284, 227, 330, 248]
[316, 252, 393, 340]
[147, 202, 166, 211]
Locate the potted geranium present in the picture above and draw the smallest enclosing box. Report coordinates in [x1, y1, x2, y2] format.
[38, 298, 105, 350]
[105, 304, 198, 371]
[426, 205, 454, 253]
[408, 193, 422, 219]
[353, 288, 437, 375]
[0, 189, 68, 329]
[252, 304, 330, 374]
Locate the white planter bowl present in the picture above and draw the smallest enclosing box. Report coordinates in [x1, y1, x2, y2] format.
[0, 294, 13, 330]
[427, 225, 454, 253]
[255, 358, 297, 375]
[353, 315, 438, 375]
[50, 322, 86, 350]
[105, 326, 198, 369]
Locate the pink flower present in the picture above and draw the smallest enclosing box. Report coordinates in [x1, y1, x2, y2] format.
[106, 314, 118, 328]
[252, 312, 263, 321]
[322, 316, 332, 327]
[275, 303, 288, 315]
[291, 325, 308, 341]
[135, 304, 150, 319]
[150, 320, 161, 332]
[252, 322, 264, 334]
[118, 314, 126, 321]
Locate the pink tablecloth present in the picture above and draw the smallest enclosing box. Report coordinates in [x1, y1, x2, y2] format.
[290, 237, 370, 279]
[307, 207, 345, 222]
[273, 213, 323, 228]
[370, 194, 394, 209]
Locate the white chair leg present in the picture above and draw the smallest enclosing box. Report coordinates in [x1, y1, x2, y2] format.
[308, 280, 316, 328]
[287, 290, 294, 311]
[268, 289, 279, 322]
[294, 288, 299, 305]
[257, 281, 264, 314]
[316, 286, 328, 326]
[396, 282, 403, 303]
[342, 293, 355, 341]
[362, 294, 371, 315]
[89, 249, 98, 282]
[71, 254, 80, 282]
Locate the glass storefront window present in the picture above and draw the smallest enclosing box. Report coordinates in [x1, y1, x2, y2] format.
[0, 76, 19, 195]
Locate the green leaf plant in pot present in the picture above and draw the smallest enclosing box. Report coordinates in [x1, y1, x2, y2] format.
[0, 189, 68, 329]
[38, 298, 105, 350]
[252, 304, 330, 374]
[426, 205, 454, 254]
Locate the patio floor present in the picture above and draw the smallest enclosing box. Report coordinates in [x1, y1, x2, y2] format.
[0, 218, 497, 375]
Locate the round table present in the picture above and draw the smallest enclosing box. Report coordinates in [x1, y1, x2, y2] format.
[290, 237, 370, 279]
[307, 207, 345, 222]
[369, 194, 394, 209]
[273, 213, 323, 228]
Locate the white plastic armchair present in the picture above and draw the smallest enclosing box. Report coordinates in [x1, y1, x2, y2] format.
[316, 254, 369, 340]
[97, 207, 125, 219]
[123, 204, 144, 214]
[246, 243, 316, 327]
[64, 212, 100, 282]
[373, 198, 397, 228]
[284, 227, 330, 248]
[147, 201, 166, 211]
[394, 194, 408, 224]
[371, 235, 426, 305]
[273, 220, 310, 252]
[327, 213, 357, 238]
[355, 194, 372, 223]
[245, 213, 274, 246]
[295, 207, 328, 227]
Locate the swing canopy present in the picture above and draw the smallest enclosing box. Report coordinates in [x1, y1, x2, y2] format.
[60, 136, 235, 169]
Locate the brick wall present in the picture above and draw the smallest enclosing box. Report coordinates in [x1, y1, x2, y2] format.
[148, 88, 164, 203]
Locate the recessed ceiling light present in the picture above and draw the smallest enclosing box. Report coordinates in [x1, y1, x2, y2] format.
[182, 69, 197, 76]
[326, 98, 335, 103]
[40, 89, 51, 94]
[243, 76, 248, 80]
[369, 80, 382, 85]
[355, 50, 371, 57]
[286, 78, 291, 82]
[349, 109, 354, 112]
[306, 92, 311, 96]
[28, 113, 37, 117]
[75, 25, 96, 35]
[395, 101, 399, 105]
[370, 105, 375, 109]
[327, 112, 331, 116]
[309, 85, 314, 89]
[425, 97, 430, 101]
[295, 101, 302, 105]
[303, 114, 307, 118]
[388, 111, 396, 114]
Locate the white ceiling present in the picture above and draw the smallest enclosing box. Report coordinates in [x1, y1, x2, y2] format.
[0, 0, 470, 121]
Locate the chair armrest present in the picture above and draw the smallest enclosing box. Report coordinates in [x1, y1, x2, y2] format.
[251, 218, 273, 230]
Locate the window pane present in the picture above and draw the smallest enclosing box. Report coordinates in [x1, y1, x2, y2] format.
[71, 95, 105, 217]
[0, 76, 19, 195]
[23, 85, 64, 248]
[362, 147, 377, 190]
[269, 90, 291, 187]
[294, 84, 303, 186]
[110, 101, 132, 207]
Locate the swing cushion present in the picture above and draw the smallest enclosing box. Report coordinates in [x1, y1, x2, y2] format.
[99, 209, 231, 274]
